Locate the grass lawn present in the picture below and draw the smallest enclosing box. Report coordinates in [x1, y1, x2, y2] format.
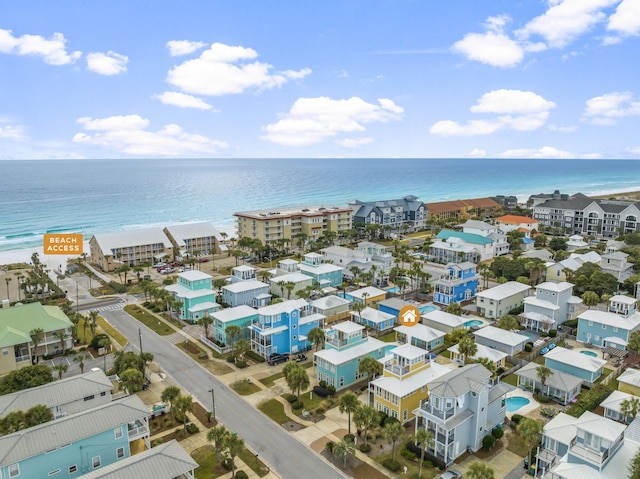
[124, 305, 175, 335]
[258, 399, 291, 425]
[440, 350, 451, 359]
[596, 367, 613, 384]
[191, 445, 225, 479]
[260, 361, 312, 387]
[176, 341, 234, 375]
[502, 374, 519, 387]
[282, 390, 326, 416]
[506, 430, 537, 459]
[377, 332, 397, 343]
[231, 380, 261, 395]
[96, 316, 128, 346]
[238, 448, 270, 477]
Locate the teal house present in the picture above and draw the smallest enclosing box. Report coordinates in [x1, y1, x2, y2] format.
[544, 347, 607, 386]
[166, 270, 220, 323]
[299, 252, 344, 288]
[211, 305, 260, 346]
[314, 321, 387, 389]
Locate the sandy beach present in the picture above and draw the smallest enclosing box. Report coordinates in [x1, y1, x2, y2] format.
[0, 242, 90, 271]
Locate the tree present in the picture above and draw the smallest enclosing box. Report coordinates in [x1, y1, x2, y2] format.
[353, 404, 377, 446]
[113, 351, 144, 374]
[224, 431, 245, 479]
[383, 420, 404, 464]
[174, 394, 194, 431]
[621, 397, 640, 422]
[307, 327, 326, 352]
[332, 438, 356, 468]
[74, 354, 87, 374]
[5, 276, 11, 301]
[199, 313, 214, 339]
[449, 328, 468, 344]
[53, 330, 70, 355]
[207, 424, 230, 463]
[358, 356, 382, 389]
[139, 351, 154, 374]
[572, 262, 618, 296]
[285, 363, 310, 401]
[535, 365, 554, 397]
[89, 310, 99, 336]
[549, 237, 568, 252]
[283, 281, 296, 300]
[466, 461, 496, 479]
[630, 330, 640, 352]
[413, 428, 435, 479]
[161, 385, 181, 420]
[235, 338, 251, 362]
[119, 368, 144, 394]
[0, 364, 54, 394]
[0, 410, 26, 434]
[629, 446, 640, 479]
[458, 336, 477, 364]
[496, 315, 520, 330]
[24, 404, 53, 428]
[29, 327, 44, 364]
[581, 290, 600, 309]
[225, 325, 241, 354]
[338, 391, 359, 436]
[517, 417, 543, 464]
[475, 357, 497, 379]
[446, 302, 462, 316]
[52, 363, 69, 380]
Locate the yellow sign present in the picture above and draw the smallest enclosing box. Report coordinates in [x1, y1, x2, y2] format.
[399, 305, 421, 327]
[43, 234, 83, 255]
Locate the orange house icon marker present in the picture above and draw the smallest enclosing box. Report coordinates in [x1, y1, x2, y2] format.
[399, 305, 421, 327]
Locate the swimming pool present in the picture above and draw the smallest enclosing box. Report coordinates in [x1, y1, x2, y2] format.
[387, 287, 400, 293]
[580, 350, 598, 357]
[506, 396, 531, 413]
[384, 345, 397, 355]
[464, 320, 483, 327]
[419, 305, 438, 314]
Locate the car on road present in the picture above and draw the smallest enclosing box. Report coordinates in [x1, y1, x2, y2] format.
[437, 469, 462, 479]
[267, 353, 290, 365]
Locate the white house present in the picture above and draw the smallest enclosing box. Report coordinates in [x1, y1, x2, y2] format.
[423, 310, 467, 333]
[475, 281, 530, 320]
[473, 326, 529, 355]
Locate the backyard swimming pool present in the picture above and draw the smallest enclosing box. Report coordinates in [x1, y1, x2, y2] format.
[464, 320, 484, 327]
[419, 304, 438, 314]
[506, 396, 531, 413]
[580, 350, 598, 357]
[387, 287, 400, 293]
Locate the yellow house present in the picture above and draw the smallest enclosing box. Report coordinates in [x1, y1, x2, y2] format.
[618, 368, 640, 396]
[348, 286, 387, 306]
[369, 344, 450, 424]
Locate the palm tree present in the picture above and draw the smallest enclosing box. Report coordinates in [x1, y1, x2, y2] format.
[446, 301, 462, 316]
[174, 394, 194, 431]
[413, 428, 435, 479]
[475, 357, 497, 380]
[383, 420, 404, 464]
[358, 355, 382, 389]
[517, 417, 543, 464]
[225, 325, 241, 354]
[213, 278, 227, 301]
[199, 313, 214, 339]
[338, 391, 359, 436]
[139, 351, 154, 375]
[133, 265, 144, 283]
[466, 461, 496, 479]
[24, 404, 53, 428]
[5, 276, 12, 301]
[332, 438, 356, 468]
[161, 385, 181, 421]
[74, 354, 87, 374]
[88, 310, 99, 336]
[53, 330, 70, 355]
[52, 363, 69, 380]
[353, 404, 377, 446]
[207, 424, 230, 463]
[307, 326, 326, 352]
[458, 336, 477, 364]
[285, 364, 310, 401]
[119, 368, 144, 394]
[235, 338, 251, 363]
[283, 281, 296, 300]
[621, 397, 640, 422]
[29, 328, 44, 364]
[582, 290, 600, 309]
[535, 365, 554, 397]
[351, 301, 364, 324]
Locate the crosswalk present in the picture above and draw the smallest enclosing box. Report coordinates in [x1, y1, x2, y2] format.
[79, 302, 125, 313]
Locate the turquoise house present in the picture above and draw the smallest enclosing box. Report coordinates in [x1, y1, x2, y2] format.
[314, 321, 387, 389]
[211, 305, 260, 345]
[577, 295, 640, 349]
[0, 395, 149, 478]
[165, 270, 219, 323]
[544, 347, 607, 386]
[350, 307, 395, 333]
[299, 252, 343, 288]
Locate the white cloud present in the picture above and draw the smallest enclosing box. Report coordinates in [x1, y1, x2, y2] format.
[516, 0, 618, 48]
[166, 40, 207, 56]
[548, 124, 578, 132]
[336, 137, 374, 148]
[155, 91, 214, 110]
[73, 114, 228, 156]
[86, 51, 128, 75]
[607, 0, 640, 37]
[0, 28, 81, 65]
[628, 146, 640, 155]
[497, 146, 575, 158]
[261, 96, 403, 146]
[0, 124, 24, 140]
[452, 31, 524, 67]
[468, 148, 487, 157]
[166, 42, 311, 96]
[583, 91, 640, 124]
[430, 89, 555, 136]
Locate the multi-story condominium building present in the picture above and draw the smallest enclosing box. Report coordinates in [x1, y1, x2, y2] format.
[425, 197, 501, 222]
[520, 282, 582, 333]
[532, 193, 640, 238]
[357, 242, 394, 285]
[434, 231, 496, 262]
[370, 344, 450, 423]
[0, 302, 73, 375]
[413, 364, 511, 466]
[0, 395, 150, 478]
[298, 252, 343, 288]
[314, 321, 387, 390]
[432, 262, 479, 306]
[528, 189, 570, 208]
[234, 205, 353, 246]
[494, 215, 539, 233]
[577, 295, 640, 349]
[395, 323, 446, 351]
[210, 305, 259, 346]
[0, 369, 113, 420]
[544, 347, 607, 386]
[163, 222, 223, 257]
[516, 362, 582, 405]
[349, 195, 426, 230]
[165, 270, 220, 323]
[475, 281, 530, 320]
[222, 265, 270, 308]
[249, 299, 324, 357]
[90, 227, 174, 272]
[535, 411, 638, 479]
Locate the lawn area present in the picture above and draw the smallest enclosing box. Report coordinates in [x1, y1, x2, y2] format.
[502, 374, 519, 387]
[238, 448, 270, 477]
[440, 350, 451, 359]
[176, 341, 234, 375]
[258, 399, 291, 425]
[377, 332, 397, 343]
[191, 445, 225, 479]
[506, 429, 537, 459]
[124, 305, 175, 335]
[260, 361, 313, 387]
[231, 380, 261, 395]
[282, 390, 326, 417]
[96, 316, 128, 346]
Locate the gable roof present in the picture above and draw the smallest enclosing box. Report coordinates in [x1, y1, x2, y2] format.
[516, 362, 583, 392]
[0, 303, 73, 348]
[618, 367, 640, 387]
[395, 323, 445, 343]
[436, 230, 495, 245]
[495, 215, 539, 225]
[91, 227, 172, 253]
[163, 222, 222, 245]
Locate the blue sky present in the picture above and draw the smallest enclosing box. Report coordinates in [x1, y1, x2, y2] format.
[1, 0, 640, 160]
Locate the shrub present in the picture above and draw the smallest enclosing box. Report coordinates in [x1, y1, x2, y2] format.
[400, 446, 417, 461]
[235, 472, 248, 479]
[246, 350, 265, 362]
[384, 416, 400, 427]
[313, 385, 332, 398]
[482, 434, 496, 450]
[566, 384, 613, 418]
[492, 427, 504, 439]
[315, 407, 325, 415]
[186, 423, 199, 434]
[286, 394, 297, 403]
[382, 459, 401, 472]
[222, 458, 233, 470]
[539, 331, 548, 337]
[235, 360, 247, 368]
[344, 433, 355, 443]
[511, 414, 524, 425]
[292, 400, 304, 410]
[108, 281, 127, 293]
[564, 319, 578, 328]
[548, 329, 557, 338]
[359, 443, 371, 453]
[325, 441, 335, 453]
[524, 344, 533, 352]
[496, 367, 506, 376]
[226, 355, 236, 363]
[327, 385, 336, 394]
[319, 380, 327, 388]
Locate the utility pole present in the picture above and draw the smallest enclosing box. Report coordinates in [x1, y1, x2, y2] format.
[209, 388, 216, 421]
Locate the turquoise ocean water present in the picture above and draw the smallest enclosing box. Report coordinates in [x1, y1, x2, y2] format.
[1, 158, 640, 253]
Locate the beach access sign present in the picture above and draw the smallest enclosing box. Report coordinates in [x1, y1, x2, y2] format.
[43, 234, 83, 255]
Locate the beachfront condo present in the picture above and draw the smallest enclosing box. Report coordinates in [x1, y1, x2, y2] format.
[349, 195, 426, 230]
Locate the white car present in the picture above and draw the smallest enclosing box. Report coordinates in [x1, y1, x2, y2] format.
[149, 402, 170, 418]
[437, 470, 462, 479]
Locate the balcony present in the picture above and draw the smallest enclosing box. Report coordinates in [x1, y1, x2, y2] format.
[385, 363, 409, 376]
[15, 354, 31, 363]
[127, 422, 149, 441]
[569, 438, 608, 464]
[420, 401, 456, 421]
[326, 337, 348, 348]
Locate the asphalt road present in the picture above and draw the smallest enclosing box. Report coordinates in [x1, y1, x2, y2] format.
[101, 308, 347, 479]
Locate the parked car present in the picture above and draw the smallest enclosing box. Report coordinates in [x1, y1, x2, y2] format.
[198, 258, 209, 263]
[295, 353, 307, 362]
[437, 470, 462, 479]
[161, 267, 175, 274]
[540, 347, 550, 355]
[149, 402, 170, 418]
[267, 353, 289, 365]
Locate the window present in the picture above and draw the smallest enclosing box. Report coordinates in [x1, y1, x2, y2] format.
[92, 456, 101, 469]
[613, 327, 618, 332]
[100, 391, 106, 397]
[114, 427, 123, 439]
[68, 465, 77, 474]
[403, 409, 408, 421]
[339, 376, 344, 387]
[602, 324, 606, 330]
[47, 470, 60, 476]
[84, 395, 95, 401]
[9, 464, 19, 477]
[588, 321, 593, 326]
[116, 447, 125, 459]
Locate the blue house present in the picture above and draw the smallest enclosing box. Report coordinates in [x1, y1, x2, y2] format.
[433, 262, 479, 306]
[394, 323, 445, 351]
[249, 299, 325, 358]
[314, 321, 387, 389]
[211, 305, 260, 346]
[222, 265, 270, 308]
[349, 307, 395, 333]
[165, 270, 220, 323]
[0, 395, 149, 478]
[577, 295, 640, 349]
[544, 347, 607, 386]
[298, 252, 344, 288]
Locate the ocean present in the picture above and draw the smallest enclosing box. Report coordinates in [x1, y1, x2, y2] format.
[1, 158, 640, 253]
